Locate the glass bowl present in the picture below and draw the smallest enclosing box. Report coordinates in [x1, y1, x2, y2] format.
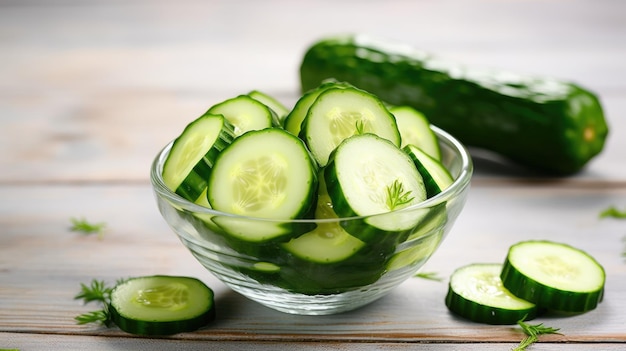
[150, 126, 473, 315]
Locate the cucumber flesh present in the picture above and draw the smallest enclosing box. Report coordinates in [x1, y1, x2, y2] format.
[301, 86, 401, 167]
[206, 95, 276, 136]
[207, 128, 318, 241]
[247, 90, 289, 125]
[501, 240, 605, 313]
[325, 133, 426, 233]
[283, 80, 352, 136]
[390, 105, 441, 160]
[445, 263, 538, 325]
[109, 275, 215, 336]
[162, 114, 235, 202]
[282, 174, 365, 264]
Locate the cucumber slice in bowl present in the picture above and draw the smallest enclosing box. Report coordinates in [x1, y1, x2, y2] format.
[162, 114, 235, 203]
[282, 174, 365, 264]
[325, 133, 427, 242]
[247, 89, 289, 125]
[206, 94, 276, 136]
[110, 275, 215, 336]
[501, 240, 606, 313]
[445, 263, 539, 325]
[390, 105, 441, 160]
[208, 128, 318, 242]
[403, 144, 454, 198]
[301, 86, 401, 167]
[283, 80, 353, 135]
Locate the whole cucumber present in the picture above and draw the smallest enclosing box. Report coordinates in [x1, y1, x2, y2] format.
[299, 34, 608, 175]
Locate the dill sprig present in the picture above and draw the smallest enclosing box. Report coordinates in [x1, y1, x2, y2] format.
[599, 206, 626, 219]
[74, 279, 113, 303]
[354, 120, 365, 135]
[74, 278, 127, 326]
[414, 271, 443, 282]
[386, 179, 415, 211]
[512, 318, 561, 351]
[70, 217, 106, 238]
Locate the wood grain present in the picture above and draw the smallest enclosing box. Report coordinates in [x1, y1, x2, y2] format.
[1, 185, 624, 344]
[1, 0, 625, 349]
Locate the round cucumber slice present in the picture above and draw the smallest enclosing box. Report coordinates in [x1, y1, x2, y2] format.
[390, 105, 441, 160]
[206, 95, 275, 136]
[325, 133, 427, 235]
[162, 114, 235, 202]
[207, 128, 318, 241]
[445, 263, 538, 325]
[282, 191, 365, 264]
[501, 240, 606, 313]
[301, 86, 401, 167]
[110, 275, 215, 336]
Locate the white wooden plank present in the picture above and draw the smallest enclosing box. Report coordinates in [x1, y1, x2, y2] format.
[1, 185, 624, 343]
[3, 332, 625, 351]
[0, 0, 625, 183]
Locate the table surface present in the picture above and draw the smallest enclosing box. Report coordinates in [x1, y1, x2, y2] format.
[2, 0, 626, 350]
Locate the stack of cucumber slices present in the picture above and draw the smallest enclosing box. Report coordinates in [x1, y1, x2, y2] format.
[446, 240, 606, 325]
[161, 81, 455, 295]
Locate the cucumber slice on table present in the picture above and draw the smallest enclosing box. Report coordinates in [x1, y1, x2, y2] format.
[325, 133, 427, 242]
[206, 95, 276, 136]
[389, 105, 441, 160]
[162, 114, 235, 203]
[445, 263, 539, 325]
[501, 240, 606, 313]
[300, 86, 401, 167]
[208, 128, 318, 242]
[403, 144, 454, 198]
[110, 275, 215, 336]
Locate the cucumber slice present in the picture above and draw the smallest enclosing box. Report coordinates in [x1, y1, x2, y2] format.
[403, 144, 454, 198]
[325, 133, 427, 238]
[207, 128, 318, 242]
[283, 81, 352, 136]
[110, 275, 215, 336]
[206, 95, 276, 136]
[390, 106, 441, 160]
[501, 240, 606, 313]
[282, 174, 365, 264]
[445, 263, 538, 325]
[386, 227, 444, 272]
[301, 86, 401, 167]
[162, 114, 235, 202]
[247, 90, 289, 125]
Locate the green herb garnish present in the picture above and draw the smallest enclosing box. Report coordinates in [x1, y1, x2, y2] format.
[75, 279, 113, 304]
[599, 206, 626, 219]
[74, 279, 114, 326]
[414, 271, 443, 282]
[70, 217, 106, 238]
[354, 120, 365, 135]
[386, 179, 415, 211]
[74, 278, 127, 326]
[513, 318, 561, 351]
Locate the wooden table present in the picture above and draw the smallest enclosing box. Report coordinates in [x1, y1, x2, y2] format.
[2, 1, 625, 349]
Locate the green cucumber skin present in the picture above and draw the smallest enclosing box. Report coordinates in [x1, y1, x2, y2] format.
[175, 122, 235, 202]
[109, 276, 216, 336]
[444, 287, 538, 325]
[300, 35, 609, 175]
[111, 306, 215, 336]
[500, 257, 604, 313]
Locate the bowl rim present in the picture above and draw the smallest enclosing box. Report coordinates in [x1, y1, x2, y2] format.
[150, 125, 473, 224]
